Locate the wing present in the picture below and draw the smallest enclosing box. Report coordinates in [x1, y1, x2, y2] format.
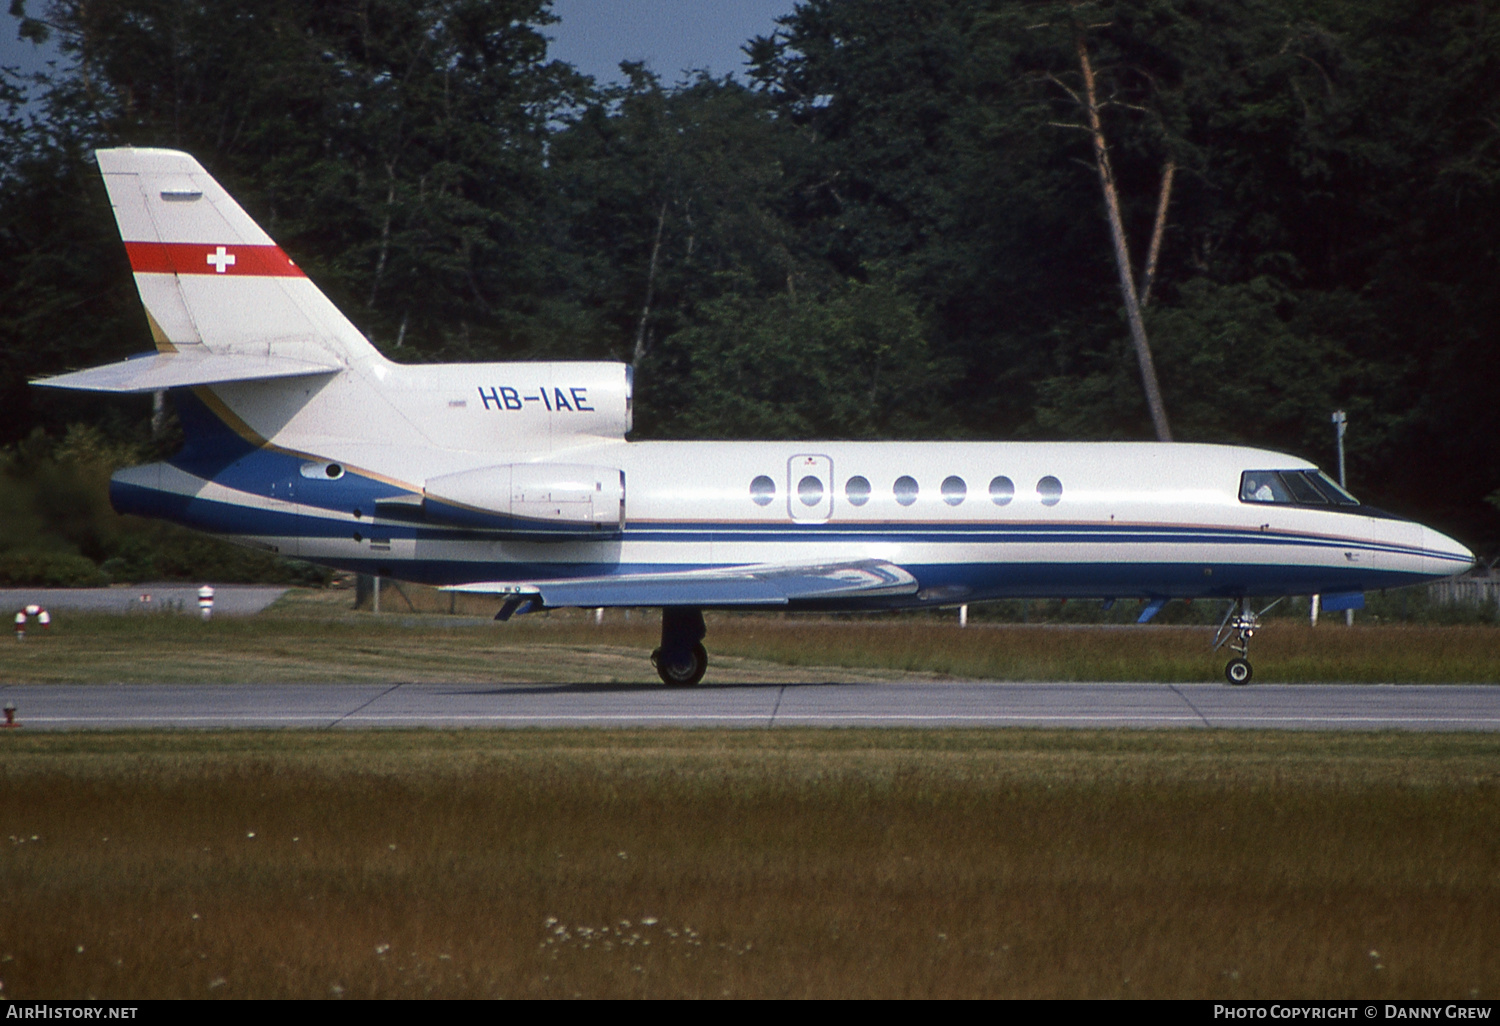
[445, 559, 919, 610]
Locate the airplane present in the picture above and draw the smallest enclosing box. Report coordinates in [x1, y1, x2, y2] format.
[32, 147, 1476, 686]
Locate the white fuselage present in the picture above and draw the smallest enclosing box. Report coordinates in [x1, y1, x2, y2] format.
[110, 371, 1470, 606]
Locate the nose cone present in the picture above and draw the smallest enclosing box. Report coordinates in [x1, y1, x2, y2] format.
[1421, 525, 1476, 579]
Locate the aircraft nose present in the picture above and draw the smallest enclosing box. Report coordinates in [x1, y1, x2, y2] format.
[1420, 525, 1475, 578]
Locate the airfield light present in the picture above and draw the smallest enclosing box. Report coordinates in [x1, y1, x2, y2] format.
[198, 585, 216, 621]
[2, 703, 15, 728]
[13, 611, 24, 640]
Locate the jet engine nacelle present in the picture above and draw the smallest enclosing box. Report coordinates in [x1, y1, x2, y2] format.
[423, 464, 625, 537]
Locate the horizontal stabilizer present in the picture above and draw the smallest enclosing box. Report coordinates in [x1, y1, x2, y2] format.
[446, 559, 919, 608]
[31, 351, 341, 393]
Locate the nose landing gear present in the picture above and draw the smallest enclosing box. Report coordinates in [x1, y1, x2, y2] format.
[652, 607, 708, 686]
[1213, 599, 1262, 685]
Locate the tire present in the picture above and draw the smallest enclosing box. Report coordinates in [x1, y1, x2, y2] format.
[654, 642, 708, 686]
[1225, 657, 1253, 686]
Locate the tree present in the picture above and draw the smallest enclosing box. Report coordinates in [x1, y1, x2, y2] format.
[1014, 1, 1180, 440]
[545, 67, 812, 429]
[651, 275, 942, 440]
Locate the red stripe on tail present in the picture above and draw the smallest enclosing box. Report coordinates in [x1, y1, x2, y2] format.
[125, 242, 306, 278]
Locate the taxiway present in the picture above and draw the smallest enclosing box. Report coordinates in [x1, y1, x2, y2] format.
[1, 680, 1498, 731]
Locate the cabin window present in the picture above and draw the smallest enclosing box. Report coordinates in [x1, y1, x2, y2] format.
[845, 476, 871, 506]
[798, 475, 825, 507]
[894, 476, 919, 507]
[941, 475, 967, 506]
[989, 476, 1014, 506]
[750, 475, 776, 506]
[1037, 476, 1063, 506]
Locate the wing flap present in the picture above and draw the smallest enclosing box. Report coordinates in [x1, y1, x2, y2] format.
[445, 559, 919, 608]
[31, 351, 341, 393]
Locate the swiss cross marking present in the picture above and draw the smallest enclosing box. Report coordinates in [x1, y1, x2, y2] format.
[206, 246, 236, 273]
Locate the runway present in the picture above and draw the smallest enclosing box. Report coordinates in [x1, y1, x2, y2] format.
[3, 680, 1500, 731]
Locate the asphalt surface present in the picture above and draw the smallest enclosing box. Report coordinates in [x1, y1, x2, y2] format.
[2, 680, 1499, 731]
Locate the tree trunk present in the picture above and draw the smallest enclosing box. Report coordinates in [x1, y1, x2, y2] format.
[1139, 159, 1175, 309]
[368, 169, 397, 308]
[632, 199, 669, 368]
[1077, 34, 1172, 442]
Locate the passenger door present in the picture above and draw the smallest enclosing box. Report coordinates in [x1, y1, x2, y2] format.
[788, 454, 833, 522]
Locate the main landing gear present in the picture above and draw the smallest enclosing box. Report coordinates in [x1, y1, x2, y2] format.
[652, 607, 708, 686]
[1212, 598, 1261, 685]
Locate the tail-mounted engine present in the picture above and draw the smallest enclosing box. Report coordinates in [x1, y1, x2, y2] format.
[419, 464, 626, 537]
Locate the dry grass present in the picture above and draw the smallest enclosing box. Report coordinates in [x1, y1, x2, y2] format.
[0, 729, 1497, 999]
[705, 619, 1500, 683]
[1, 593, 1499, 683]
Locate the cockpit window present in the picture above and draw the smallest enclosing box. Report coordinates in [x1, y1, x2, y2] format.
[1240, 472, 1291, 504]
[1281, 471, 1328, 504]
[1240, 470, 1359, 507]
[1308, 470, 1359, 506]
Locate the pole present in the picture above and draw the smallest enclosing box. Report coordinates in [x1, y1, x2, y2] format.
[1331, 411, 1352, 625]
[1331, 410, 1348, 488]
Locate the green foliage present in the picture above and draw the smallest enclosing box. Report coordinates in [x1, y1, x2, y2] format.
[0, 551, 110, 587]
[1034, 278, 1357, 450]
[545, 67, 808, 371]
[648, 276, 941, 438]
[0, 424, 330, 586]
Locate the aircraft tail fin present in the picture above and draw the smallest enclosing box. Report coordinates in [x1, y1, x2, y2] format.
[93, 147, 379, 366]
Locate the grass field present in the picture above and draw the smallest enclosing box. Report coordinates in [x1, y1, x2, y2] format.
[1, 587, 1499, 683]
[3, 595, 1498, 999]
[0, 729, 1496, 999]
